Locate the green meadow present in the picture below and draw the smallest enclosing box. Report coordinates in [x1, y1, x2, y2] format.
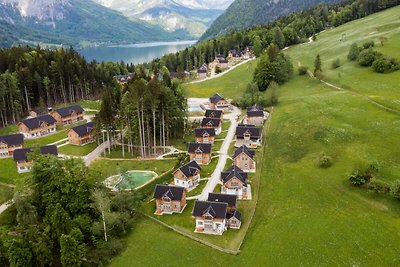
[111, 7, 400, 266]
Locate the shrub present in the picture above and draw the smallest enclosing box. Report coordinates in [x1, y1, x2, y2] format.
[318, 154, 333, 168]
[331, 58, 341, 69]
[347, 43, 360, 61]
[358, 49, 381, 67]
[215, 66, 222, 74]
[298, 66, 308, 75]
[349, 170, 368, 186]
[367, 178, 390, 193]
[363, 40, 375, 49]
[390, 180, 400, 200]
[372, 56, 400, 73]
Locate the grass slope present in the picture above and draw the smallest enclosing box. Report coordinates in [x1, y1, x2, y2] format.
[111, 8, 400, 266]
[183, 59, 258, 99]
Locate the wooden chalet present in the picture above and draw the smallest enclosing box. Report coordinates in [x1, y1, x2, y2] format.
[204, 109, 223, 121]
[233, 145, 256, 173]
[209, 93, 229, 110]
[244, 104, 266, 126]
[193, 200, 228, 235]
[194, 128, 216, 144]
[228, 50, 242, 61]
[197, 63, 208, 79]
[187, 143, 212, 165]
[0, 134, 24, 158]
[235, 124, 262, 148]
[221, 165, 250, 200]
[68, 122, 94, 145]
[13, 145, 58, 173]
[18, 114, 57, 138]
[153, 184, 186, 215]
[173, 160, 202, 189]
[200, 118, 222, 135]
[51, 105, 85, 126]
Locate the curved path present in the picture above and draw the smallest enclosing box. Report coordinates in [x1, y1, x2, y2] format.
[199, 106, 241, 200]
[188, 58, 256, 84]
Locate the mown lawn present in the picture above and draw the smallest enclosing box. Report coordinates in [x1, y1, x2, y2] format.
[0, 185, 13, 204]
[54, 99, 101, 110]
[0, 158, 27, 185]
[183, 59, 258, 100]
[58, 143, 98, 156]
[0, 124, 18, 135]
[90, 159, 176, 181]
[24, 131, 68, 147]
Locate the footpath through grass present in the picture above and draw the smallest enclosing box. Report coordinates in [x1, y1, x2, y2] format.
[183, 59, 258, 99]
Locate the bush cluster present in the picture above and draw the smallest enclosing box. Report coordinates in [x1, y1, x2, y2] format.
[347, 42, 399, 73]
[298, 66, 309, 75]
[317, 154, 333, 168]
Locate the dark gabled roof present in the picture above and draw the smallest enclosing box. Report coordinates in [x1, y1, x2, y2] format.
[236, 126, 261, 139]
[198, 63, 208, 73]
[13, 145, 58, 162]
[153, 184, 185, 201]
[209, 93, 225, 104]
[70, 122, 94, 137]
[176, 160, 201, 178]
[201, 118, 221, 128]
[0, 134, 23, 146]
[54, 105, 84, 118]
[198, 68, 207, 74]
[226, 209, 242, 221]
[21, 114, 57, 130]
[218, 59, 228, 64]
[208, 193, 237, 207]
[238, 123, 255, 127]
[192, 200, 227, 219]
[194, 128, 216, 138]
[233, 145, 255, 160]
[247, 104, 264, 112]
[187, 143, 212, 154]
[221, 165, 248, 185]
[215, 54, 225, 59]
[247, 110, 264, 117]
[204, 109, 223, 119]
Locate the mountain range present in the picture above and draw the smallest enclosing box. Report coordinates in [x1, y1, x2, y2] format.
[200, 0, 341, 41]
[93, 0, 234, 38]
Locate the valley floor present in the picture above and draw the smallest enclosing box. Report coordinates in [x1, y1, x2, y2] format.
[111, 7, 400, 266]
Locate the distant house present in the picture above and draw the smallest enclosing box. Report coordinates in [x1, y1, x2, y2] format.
[209, 93, 229, 110]
[18, 114, 57, 138]
[192, 200, 228, 235]
[242, 46, 253, 59]
[173, 160, 202, 189]
[235, 124, 262, 148]
[228, 50, 242, 61]
[204, 109, 223, 121]
[188, 143, 212, 165]
[195, 128, 216, 144]
[114, 74, 133, 85]
[51, 105, 85, 126]
[233, 145, 256, 173]
[200, 118, 222, 135]
[215, 58, 229, 69]
[207, 193, 237, 212]
[153, 184, 187, 215]
[221, 165, 250, 199]
[0, 134, 24, 158]
[68, 122, 94, 145]
[13, 145, 58, 173]
[197, 63, 208, 79]
[244, 104, 267, 126]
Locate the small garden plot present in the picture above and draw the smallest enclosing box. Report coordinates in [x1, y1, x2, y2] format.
[105, 170, 158, 191]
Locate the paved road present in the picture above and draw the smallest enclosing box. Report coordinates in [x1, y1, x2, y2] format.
[199, 106, 241, 200]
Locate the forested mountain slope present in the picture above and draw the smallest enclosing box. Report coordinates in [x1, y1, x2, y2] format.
[0, 0, 178, 48]
[200, 0, 340, 40]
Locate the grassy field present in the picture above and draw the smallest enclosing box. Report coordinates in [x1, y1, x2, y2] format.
[110, 8, 400, 266]
[58, 143, 98, 156]
[0, 185, 13, 204]
[286, 5, 400, 111]
[54, 99, 101, 110]
[0, 158, 27, 185]
[183, 59, 258, 99]
[24, 130, 68, 147]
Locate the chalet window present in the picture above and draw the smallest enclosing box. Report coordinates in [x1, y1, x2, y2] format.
[204, 215, 213, 220]
[198, 221, 203, 226]
[231, 182, 238, 186]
